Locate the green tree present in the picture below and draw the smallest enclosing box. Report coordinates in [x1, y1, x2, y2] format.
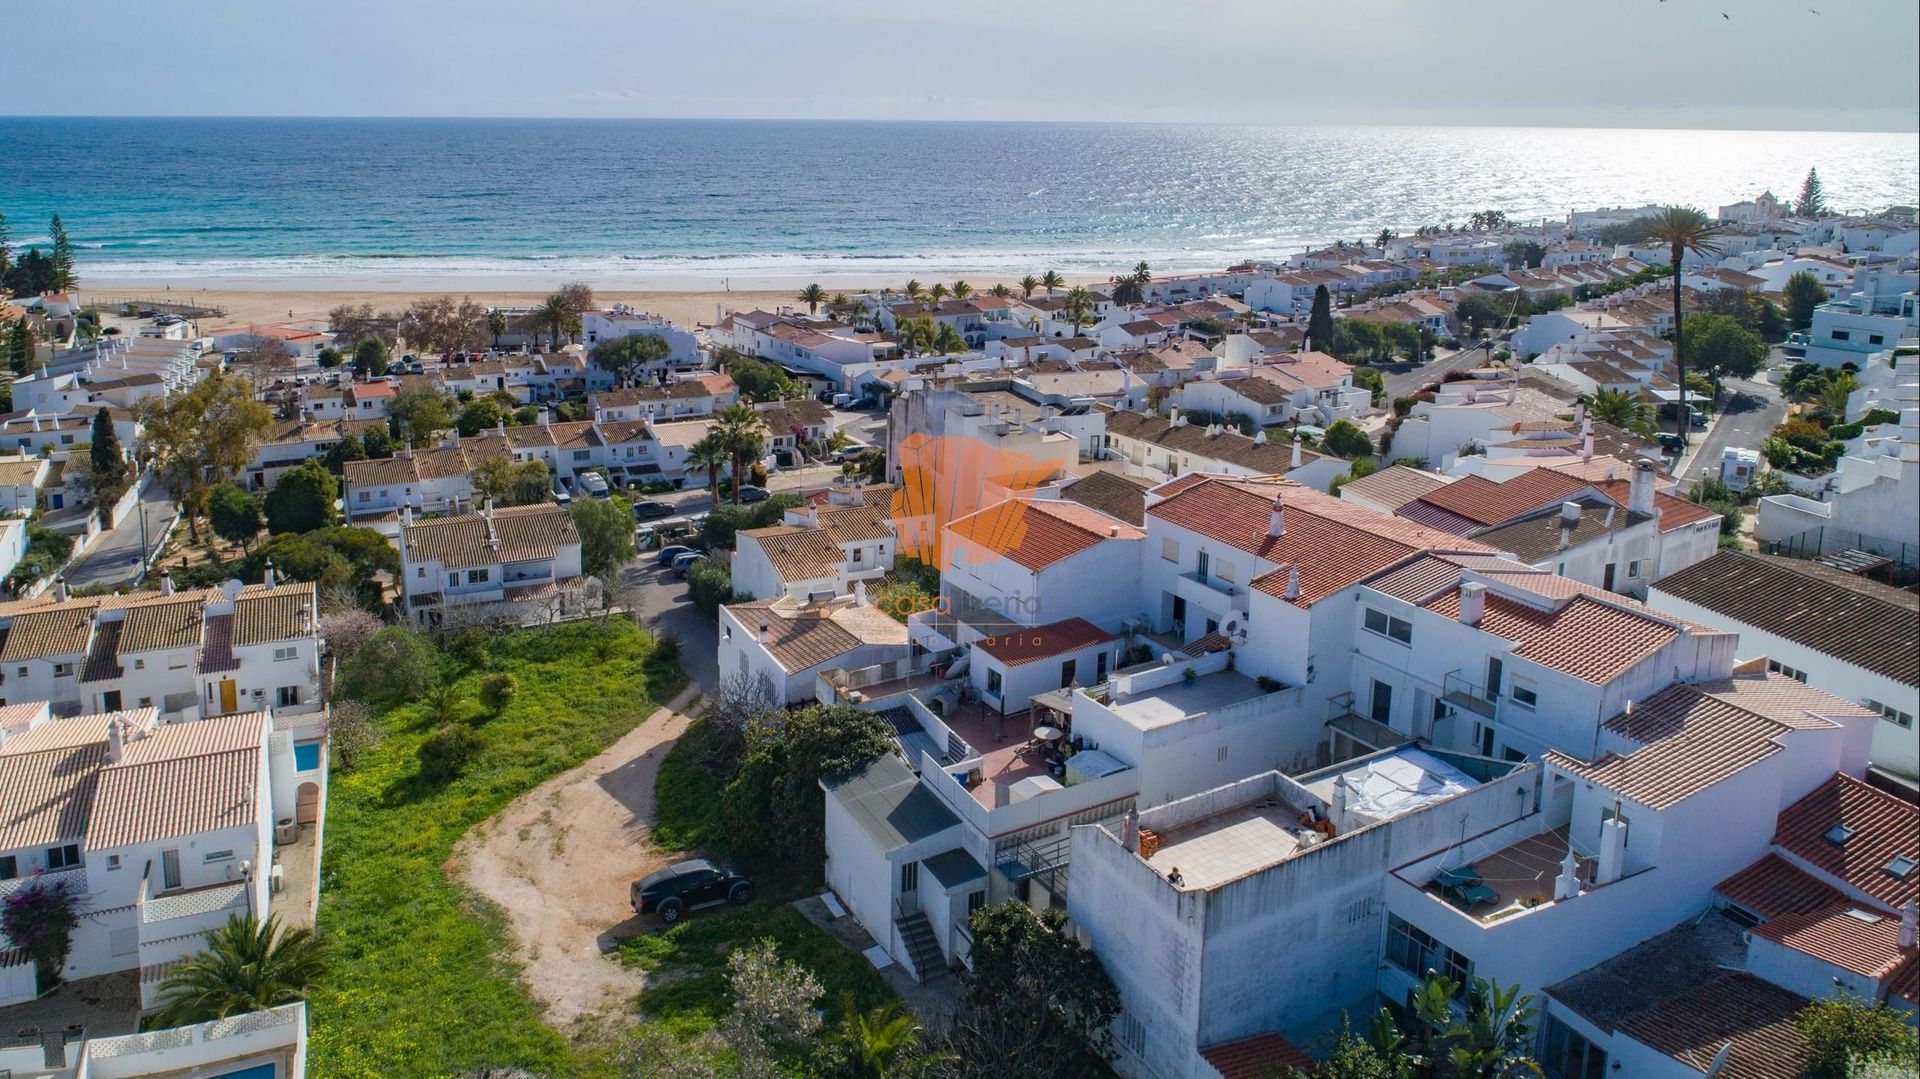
[339, 626, 441, 705]
[89, 406, 127, 490]
[1796, 996, 1919, 1078]
[0, 210, 10, 283]
[1783, 271, 1829, 329]
[208, 482, 264, 553]
[487, 307, 509, 348]
[590, 332, 672, 385]
[1322, 419, 1374, 458]
[1062, 286, 1094, 335]
[456, 397, 503, 437]
[525, 293, 581, 351]
[264, 459, 339, 534]
[1308, 285, 1336, 353]
[720, 704, 894, 873]
[48, 214, 77, 291]
[719, 349, 801, 402]
[1501, 240, 1545, 269]
[1448, 977, 1542, 1078]
[715, 403, 766, 504]
[1648, 206, 1724, 446]
[1017, 274, 1040, 298]
[834, 995, 931, 1079]
[689, 432, 730, 500]
[798, 282, 828, 315]
[387, 386, 453, 445]
[152, 915, 328, 1028]
[1040, 269, 1064, 296]
[570, 497, 635, 575]
[7, 316, 34, 374]
[1797, 167, 1828, 217]
[1681, 312, 1768, 395]
[316, 346, 343, 369]
[135, 371, 274, 543]
[417, 723, 483, 783]
[940, 904, 1118, 1075]
[1586, 388, 1656, 438]
[508, 460, 553, 505]
[352, 337, 390, 378]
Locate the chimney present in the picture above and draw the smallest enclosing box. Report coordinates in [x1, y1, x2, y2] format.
[1582, 431, 1595, 462]
[1559, 501, 1583, 526]
[53, 576, 68, 602]
[1291, 433, 1303, 468]
[1458, 581, 1486, 626]
[854, 579, 868, 605]
[1901, 899, 1918, 950]
[483, 497, 495, 521]
[1595, 807, 1628, 885]
[1252, 428, 1267, 446]
[263, 560, 277, 589]
[1284, 564, 1301, 601]
[1170, 408, 1185, 427]
[1553, 846, 1582, 900]
[540, 407, 552, 427]
[758, 622, 769, 644]
[1331, 775, 1348, 826]
[1629, 458, 1656, 517]
[160, 570, 175, 596]
[1268, 497, 1286, 538]
[1121, 807, 1140, 853]
[450, 427, 460, 448]
[107, 718, 125, 765]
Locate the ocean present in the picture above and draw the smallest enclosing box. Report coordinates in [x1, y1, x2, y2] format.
[1, 117, 1914, 288]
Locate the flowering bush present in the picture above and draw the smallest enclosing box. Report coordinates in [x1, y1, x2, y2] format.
[0, 877, 81, 994]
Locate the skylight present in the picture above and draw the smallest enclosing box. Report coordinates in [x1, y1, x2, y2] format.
[1824, 824, 1854, 846]
[1886, 854, 1917, 880]
[1842, 908, 1884, 924]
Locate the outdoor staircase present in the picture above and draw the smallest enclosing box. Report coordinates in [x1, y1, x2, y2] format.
[894, 911, 946, 983]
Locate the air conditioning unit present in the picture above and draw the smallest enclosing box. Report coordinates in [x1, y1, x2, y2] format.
[275, 818, 297, 846]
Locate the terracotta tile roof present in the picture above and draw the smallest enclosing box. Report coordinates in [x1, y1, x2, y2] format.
[0, 709, 151, 756]
[1751, 902, 1919, 981]
[0, 602, 98, 661]
[1200, 1033, 1315, 1079]
[948, 498, 1143, 572]
[234, 583, 318, 646]
[343, 455, 421, 488]
[82, 618, 125, 683]
[1336, 464, 1448, 512]
[1773, 774, 1919, 911]
[741, 526, 842, 584]
[1715, 853, 1847, 918]
[1059, 471, 1150, 526]
[1422, 582, 1684, 683]
[1544, 676, 1841, 808]
[404, 503, 580, 570]
[726, 598, 908, 673]
[815, 502, 895, 544]
[1150, 478, 1484, 608]
[1401, 469, 1588, 530]
[117, 596, 207, 653]
[89, 712, 268, 849]
[198, 613, 238, 674]
[1367, 554, 1484, 604]
[1104, 410, 1323, 474]
[0, 741, 103, 850]
[1471, 498, 1653, 563]
[1613, 973, 1811, 1079]
[1651, 551, 1919, 685]
[975, 618, 1117, 667]
[1593, 480, 1722, 531]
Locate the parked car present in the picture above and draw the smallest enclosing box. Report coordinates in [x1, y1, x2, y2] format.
[631, 859, 753, 924]
[577, 472, 611, 499]
[831, 443, 870, 463]
[632, 499, 674, 520]
[1657, 432, 1686, 456]
[672, 552, 708, 576]
[737, 484, 771, 504]
[1657, 402, 1709, 429]
[655, 544, 696, 566]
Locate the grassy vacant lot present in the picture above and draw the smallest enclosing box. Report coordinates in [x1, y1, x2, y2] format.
[308, 619, 684, 1078]
[649, 713, 730, 852]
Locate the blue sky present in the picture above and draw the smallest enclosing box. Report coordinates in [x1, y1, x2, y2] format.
[5, 0, 1917, 130]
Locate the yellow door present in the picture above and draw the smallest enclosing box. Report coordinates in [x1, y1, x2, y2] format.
[219, 680, 237, 714]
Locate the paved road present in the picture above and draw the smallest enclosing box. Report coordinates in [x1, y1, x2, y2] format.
[1674, 372, 1786, 492]
[642, 462, 846, 520]
[63, 483, 177, 590]
[621, 560, 718, 691]
[1382, 339, 1506, 400]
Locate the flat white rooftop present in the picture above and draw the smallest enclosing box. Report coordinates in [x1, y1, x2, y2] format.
[1108, 669, 1267, 730]
[1144, 796, 1311, 891]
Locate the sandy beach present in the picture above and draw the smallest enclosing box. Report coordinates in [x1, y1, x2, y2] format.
[81, 275, 1116, 334]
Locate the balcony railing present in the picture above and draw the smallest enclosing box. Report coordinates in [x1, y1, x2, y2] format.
[1181, 570, 1239, 598]
[1442, 671, 1498, 718]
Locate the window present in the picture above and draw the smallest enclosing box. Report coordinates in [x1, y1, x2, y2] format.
[1511, 680, 1539, 709]
[1626, 559, 1646, 579]
[1364, 607, 1412, 644]
[1385, 913, 1472, 985]
[1162, 538, 1179, 563]
[134, 658, 145, 670]
[1370, 679, 1394, 724]
[447, 573, 459, 587]
[203, 849, 235, 864]
[1864, 698, 1915, 729]
[899, 861, 919, 893]
[273, 646, 298, 661]
[46, 844, 80, 870]
[277, 686, 302, 708]
[53, 662, 74, 678]
[0, 856, 16, 880]
[1121, 1013, 1147, 1055]
[107, 854, 121, 870]
[416, 566, 426, 578]
[467, 568, 491, 585]
[1215, 559, 1236, 584]
[295, 742, 322, 771]
[967, 890, 986, 915]
[1868, 334, 1885, 345]
[1885, 855, 1916, 880]
[1767, 659, 1809, 683]
[572, 450, 590, 461]
[723, 625, 732, 641]
[987, 669, 1003, 697]
[1831, 329, 1851, 341]
[1541, 1014, 1608, 1079]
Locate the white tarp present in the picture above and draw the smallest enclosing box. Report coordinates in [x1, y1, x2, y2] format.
[1343, 748, 1477, 823]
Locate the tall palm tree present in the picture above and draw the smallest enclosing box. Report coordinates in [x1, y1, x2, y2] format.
[1040, 270, 1064, 296]
[903, 279, 925, 303]
[486, 308, 508, 349]
[689, 432, 730, 500]
[152, 914, 328, 1028]
[525, 293, 580, 352]
[1648, 206, 1723, 446]
[933, 323, 967, 354]
[798, 282, 828, 316]
[714, 403, 764, 504]
[1131, 260, 1151, 284]
[1376, 229, 1395, 249]
[1062, 286, 1094, 336]
[989, 282, 1010, 299]
[951, 279, 973, 300]
[927, 282, 950, 303]
[1586, 388, 1655, 438]
[1017, 274, 1040, 298]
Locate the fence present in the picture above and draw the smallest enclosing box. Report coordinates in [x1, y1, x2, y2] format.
[1760, 524, 1918, 585]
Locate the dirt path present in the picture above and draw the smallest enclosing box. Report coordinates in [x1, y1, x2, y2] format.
[454, 685, 702, 1035]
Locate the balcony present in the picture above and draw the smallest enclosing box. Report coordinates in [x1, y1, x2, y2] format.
[1176, 570, 1248, 614]
[1442, 670, 1498, 718]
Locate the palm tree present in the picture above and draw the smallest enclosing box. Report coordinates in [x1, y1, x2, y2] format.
[903, 279, 925, 303]
[798, 282, 828, 316]
[933, 323, 967, 354]
[836, 995, 929, 1078]
[1062, 286, 1094, 336]
[1131, 260, 1151, 284]
[1018, 274, 1040, 298]
[951, 279, 973, 300]
[152, 914, 328, 1028]
[989, 283, 1010, 299]
[927, 282, 950, 303]
[486, 308, 508, 349]
[1376, 229, 1396, 249]
[1040, 270, 1064, 296]
[830, 292, 849, 307]
[689, 432, 730, 500]
[714, 403, 764, 504]
[524, 293, 580, 352]
[1586, 388, 1655, 438]
[1648, 206, 1723, 446]
[1449, 978, 1542, 1079]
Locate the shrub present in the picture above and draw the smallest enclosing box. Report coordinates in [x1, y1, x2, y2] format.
[1391, 395, 1415, 417]
[443, 626, 494, 668]
[340, 627, 441, 706]
[1797, 996, 1918, 1078]
[1777, 416, 1831, 452]
[478, 673, 518, 713]
[720, 705, 894, 879]
[1861, 407, 1899, 426]
[0, 877, 81, 992]
[653, 632, 683, 665]
[319, 609, 384, 660]
[1826, 422, 1865, 441]
[687, 560, 736, 616]
[1321, 419, 1375, 459]
[328, 700, 381, 772]
[417, 724, 483, 783]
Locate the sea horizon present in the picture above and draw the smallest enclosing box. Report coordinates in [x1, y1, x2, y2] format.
[5, 116, 1915, 292]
